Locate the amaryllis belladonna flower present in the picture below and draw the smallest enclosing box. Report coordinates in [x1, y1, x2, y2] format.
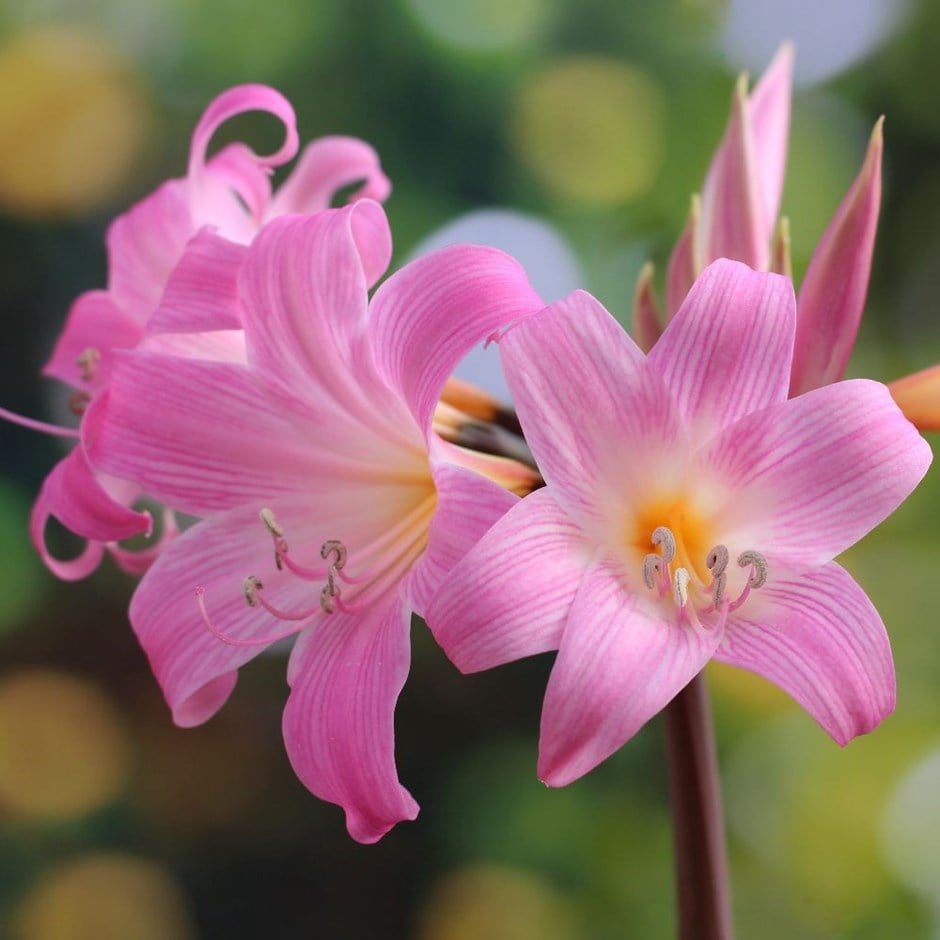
[89, 201, 542, 841]
[2, 84, 390, 579]
[429, 259, 930, 787]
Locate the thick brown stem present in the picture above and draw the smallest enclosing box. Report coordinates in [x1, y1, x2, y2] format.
[664, 671, 734, 940]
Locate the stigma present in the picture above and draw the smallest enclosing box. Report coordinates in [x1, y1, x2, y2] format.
[640, 525, 767, 631]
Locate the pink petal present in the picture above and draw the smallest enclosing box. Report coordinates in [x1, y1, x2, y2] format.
[141, 329, 247, 364]
[648, 259, 795, 440]
[240, 203, 391, 423]
[283, 599, 419, 843]
[747, 42, 793, 238]
[698, 379, 932, 568]
[632, 261, 662, 352]
[369, 244, 543, 437]
[186, 84, 299, 230]
[201, 143, 273, 233]
[30, 491, 106, 581]
[407, 453, 518, 615]
[664, 196, 702, 321]
[89, 353, 320, 516]
[538, 560, 721, 786]
[105, 179, 193, 325]
[145, 228, 246, 335]
[888, 364, 940, 431]
[500, 289, 685, 527]
[699, 76, 767, 271]
[427, 488, 591, 673]
[42, 290, 142, 392]
[268, 136, 392, 217]
[790, 119, 883, 395]
[717, 562, 894, 744]
[35, 445, 151, 544]
[129, 500, 333, 728]
[109, 508, 180, 576]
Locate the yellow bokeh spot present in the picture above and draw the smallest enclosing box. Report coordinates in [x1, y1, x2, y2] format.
[15, 853, 196, 940]
[0, 669, 130, 820]
[417, 864, 578, 940]
[707, 659, 793, 714]
[0, 26, 151, 217]
[510, 57, 665, 207]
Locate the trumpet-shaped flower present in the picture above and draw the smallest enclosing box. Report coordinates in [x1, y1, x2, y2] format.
[4, 84, 390, 579]
[430, 259, 930, 787]
[638, 45, 885, 400]
[89, 202, 543, 841]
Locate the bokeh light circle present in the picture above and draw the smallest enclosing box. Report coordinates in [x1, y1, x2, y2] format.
[881, 745, 940, 902]
[0, 26, 151, 217]
[0, 669, 131, 820]
[409, 208, 583, 402]
[510, 56, 665, 207]
[416, 864, 578, 940]
[721, 0, 912, 87]
[15, 853, 196, 940]
[407, 0, 547, 52]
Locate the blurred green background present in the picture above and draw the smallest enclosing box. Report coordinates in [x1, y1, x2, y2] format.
[2, 0, 940, 936]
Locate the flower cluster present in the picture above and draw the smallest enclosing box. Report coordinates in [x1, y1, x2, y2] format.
[3, 65, 933, 843]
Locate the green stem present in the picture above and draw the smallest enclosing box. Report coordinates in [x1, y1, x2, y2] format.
[664, 671, 734, 940]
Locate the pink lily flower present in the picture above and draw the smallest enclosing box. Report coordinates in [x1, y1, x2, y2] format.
[430, 259, 930, 787]
[89, 202, 543, 841]
[640, 45, 885, 400]
[4, 84, 390, 580]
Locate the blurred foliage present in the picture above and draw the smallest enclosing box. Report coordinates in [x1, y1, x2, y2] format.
[1, 0, 940, 936]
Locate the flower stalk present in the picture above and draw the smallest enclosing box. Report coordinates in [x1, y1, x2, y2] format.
[664, 672, 733, 940]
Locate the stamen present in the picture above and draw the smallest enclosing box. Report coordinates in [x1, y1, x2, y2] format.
[0, 405, 81, 439]
[737, 550, 768, 588]
[706, 544, 729, 607]
[242, 572, 322, 621]
[320, 584, 338, 614]
[68, 391, 91, 416]
[259, 507, 284, 539]
[727, 550, 769, 612]
[259, 507, 290, 570]
[651, 526, 676, 563]
[643, 554, 662, 590]
[673, 567, 691, 607]
[76, 347, 101, 384]
[319, 540, 348, 614]
[243, 575, 262, 607]
[321, 539, 348, 570]
[196, 586, 304, 648]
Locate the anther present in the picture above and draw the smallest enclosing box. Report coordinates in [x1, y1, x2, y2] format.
[643, 554, 662, 590]
[651, 526, 676, 563]
[673, 567, 691, 608]
[737, 550, 768, 588]
[319, 540, 348, 615]
[68, 391, 90, 416]
[320, 584, 337, 614]
[243, 575, 263, 607]
[321, 540, 347, 569]
[706, 544, 729, 606]
[259, 507, 284, 538]
[76, 347, 101, 384]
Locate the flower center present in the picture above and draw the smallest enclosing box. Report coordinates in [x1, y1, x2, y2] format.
[629, 500, 767, 632]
